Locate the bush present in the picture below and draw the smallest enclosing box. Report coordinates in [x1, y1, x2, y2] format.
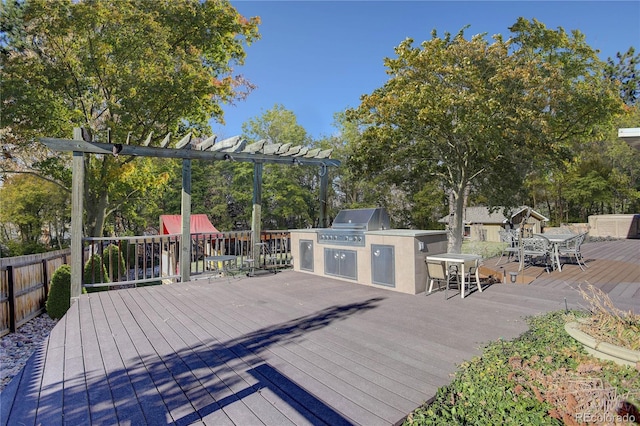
[575, 284, 640, 351]
[46, 264, 86, 319]
[84, 254, 109, 284]
[102, 244, 126, 281]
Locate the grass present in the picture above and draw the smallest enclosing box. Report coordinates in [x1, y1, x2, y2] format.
[404, 309, 640, 425]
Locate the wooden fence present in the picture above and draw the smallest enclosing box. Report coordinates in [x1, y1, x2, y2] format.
[0, 249, 69, 337]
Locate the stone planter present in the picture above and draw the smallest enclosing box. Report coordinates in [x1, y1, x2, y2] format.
[565, 321, 640, 368]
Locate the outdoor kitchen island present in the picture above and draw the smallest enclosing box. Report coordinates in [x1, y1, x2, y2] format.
[290, 208, 448, 294]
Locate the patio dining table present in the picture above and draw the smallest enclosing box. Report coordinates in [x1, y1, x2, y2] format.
[535, 233, 576, 272]
[425, 253, 482, 299]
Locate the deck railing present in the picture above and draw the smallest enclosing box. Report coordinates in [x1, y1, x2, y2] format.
[81, 230, 292, 289]
[0, 230, 292, 336]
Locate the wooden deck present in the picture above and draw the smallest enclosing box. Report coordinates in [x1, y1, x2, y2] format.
[484, 239, 640, 312]
[1, 239, 638, 426]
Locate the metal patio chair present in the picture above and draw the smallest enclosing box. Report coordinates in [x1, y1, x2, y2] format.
[496, 229, 520, 265]
[246, 242, 280, 275]
[521, 234, 553, 273]
[558, 232, 588, 271]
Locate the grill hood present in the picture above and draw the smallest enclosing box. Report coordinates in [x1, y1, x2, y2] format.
[331, 208, 390, 231]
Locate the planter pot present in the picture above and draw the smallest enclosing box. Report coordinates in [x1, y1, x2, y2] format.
[565, 321, 640, 368]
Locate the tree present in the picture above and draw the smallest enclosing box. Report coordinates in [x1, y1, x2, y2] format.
[241, 105, 321, 229]
[606, 47, 639, 106]
[0, 174, 69, 255]
[348, 20, 622, 253]
[526, 56, 640, 224]
[1, 0, 260, 236]
[154, 157, 241, 231]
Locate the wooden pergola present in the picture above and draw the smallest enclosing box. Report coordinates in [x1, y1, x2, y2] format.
[40, 128, 340, 302]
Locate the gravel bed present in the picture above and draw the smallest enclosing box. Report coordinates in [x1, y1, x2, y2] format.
[0, 314, 58, 392]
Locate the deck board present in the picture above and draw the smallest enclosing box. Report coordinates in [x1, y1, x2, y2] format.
[2, 239, 638, 425]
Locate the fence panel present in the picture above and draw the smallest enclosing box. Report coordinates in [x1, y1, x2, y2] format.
[0, 249, 69, 337]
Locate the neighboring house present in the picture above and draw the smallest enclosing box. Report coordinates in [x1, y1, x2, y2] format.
[438, 206, 549, 242]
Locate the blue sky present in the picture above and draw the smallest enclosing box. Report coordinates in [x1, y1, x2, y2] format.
[212, 1, 640, 140]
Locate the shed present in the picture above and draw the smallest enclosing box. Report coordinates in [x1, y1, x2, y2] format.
[159, 214, 222, 277]
[160, 214, 220, 236]
[438, 206, 549, 242]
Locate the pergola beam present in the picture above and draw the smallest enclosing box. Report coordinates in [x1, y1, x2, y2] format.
[40, 137, 340, 167]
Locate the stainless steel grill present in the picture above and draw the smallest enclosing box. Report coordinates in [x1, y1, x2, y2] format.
[317, 208, 390, 247]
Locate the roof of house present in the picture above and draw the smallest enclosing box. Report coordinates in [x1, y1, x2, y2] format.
[438, 206, 549, 224]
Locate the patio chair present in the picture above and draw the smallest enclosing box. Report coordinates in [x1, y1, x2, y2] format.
[450, 258, 482, 297]
[426, 259, 458, 299]
[247, 242, 280, 275]
[263, 241, 281, 273]
[496, 229, 519, 265]
[521, 234, 552, 273]
[558, 232, 588, 271]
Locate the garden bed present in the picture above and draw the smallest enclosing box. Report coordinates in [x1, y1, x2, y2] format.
[404, 311, 640, 425]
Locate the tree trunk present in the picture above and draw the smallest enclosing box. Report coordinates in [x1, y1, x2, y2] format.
[86, 190, 109, 237]
[447, 183, 468, 254]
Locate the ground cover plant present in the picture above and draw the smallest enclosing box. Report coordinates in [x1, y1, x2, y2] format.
[404, 311, 640, 425]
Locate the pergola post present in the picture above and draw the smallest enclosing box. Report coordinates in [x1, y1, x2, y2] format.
[319, 165, 329, 228]
[181, 159, 191, 282]
[251, 162, 263, 255]
[70, 128, 85, 302]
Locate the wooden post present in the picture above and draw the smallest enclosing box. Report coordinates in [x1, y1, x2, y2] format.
[180, 159, 191, 282]
[70, 128, 84, 303]
[251, 162, 263, 256]
[319, 165, 329, 228]
[42, 259, 50, 300]
[7, 265, 16, 332]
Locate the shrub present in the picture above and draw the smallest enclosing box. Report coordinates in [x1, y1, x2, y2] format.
[576, 284, 640, 351]
[46, 264, 86, 319]
[84, 254, 109, 285]
[102, 244, 126, 281]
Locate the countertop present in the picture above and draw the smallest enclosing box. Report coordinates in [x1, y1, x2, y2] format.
[289, 229, 447, 237]
[366, 229, 447, 237]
